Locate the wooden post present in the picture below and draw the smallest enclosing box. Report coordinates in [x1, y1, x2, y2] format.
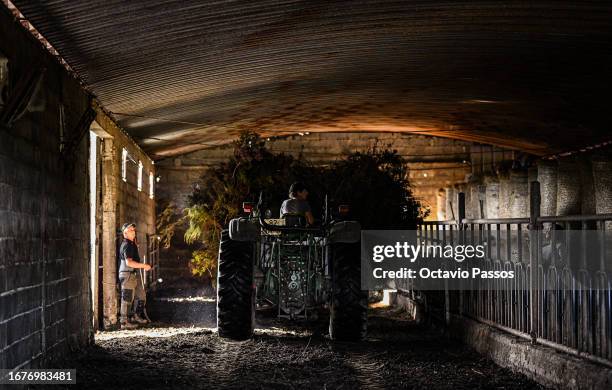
[457, 192, 466, 225]
[452, 192, 466, 319]
[529, 181, 541, 343]
[102, 139, 119, 329]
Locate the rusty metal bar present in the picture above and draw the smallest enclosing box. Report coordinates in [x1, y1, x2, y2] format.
[539, 214, 612, 222]
[421, 220, 458, 225]
[462, 218, 530, 224]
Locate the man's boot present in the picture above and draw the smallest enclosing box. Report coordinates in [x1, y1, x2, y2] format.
[133, 301, 150, 324]
[132, 314, 149, 325]
[120, 319, 139, 330]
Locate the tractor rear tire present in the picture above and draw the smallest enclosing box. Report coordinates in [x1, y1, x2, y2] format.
[329, 242, 367, 341]
[217, 229, 255, 340]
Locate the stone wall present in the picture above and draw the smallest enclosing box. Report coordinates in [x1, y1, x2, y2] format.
[0, 6, 91, 369]
[440, 151, 612, 222]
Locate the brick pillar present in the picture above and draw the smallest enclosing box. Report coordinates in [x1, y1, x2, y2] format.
[102, 138, 118, 328]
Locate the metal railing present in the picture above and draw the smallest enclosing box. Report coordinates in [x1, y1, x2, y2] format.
[146, 233, 161, 289]
[415, 182, 612, 367]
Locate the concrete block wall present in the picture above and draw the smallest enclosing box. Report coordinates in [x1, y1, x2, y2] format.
[556, 158, 581, 216]
[484, 173, 500, 219]
[592, 152, 612, 232]
[591, 153, 612, 215]
[117, 139, 155, 255]
[0, 6, 91, 369]
[536, 160, 557, 218]
[507, 170, 529, 219]
[149, 163, 199, 286]
[577, 157, 596, 215]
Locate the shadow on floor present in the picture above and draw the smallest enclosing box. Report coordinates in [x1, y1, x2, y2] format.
[37, 302, 546, 390]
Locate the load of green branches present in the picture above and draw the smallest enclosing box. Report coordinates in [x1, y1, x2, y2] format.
[158, 131, 428, 281]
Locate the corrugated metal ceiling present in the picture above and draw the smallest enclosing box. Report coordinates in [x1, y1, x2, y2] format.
[8, 1, 612, 158]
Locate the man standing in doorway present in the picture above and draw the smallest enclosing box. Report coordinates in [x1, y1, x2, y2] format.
[119, 222, 151, 329]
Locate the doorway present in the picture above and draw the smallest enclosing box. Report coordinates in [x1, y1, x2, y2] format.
[89, 130, 103, 330]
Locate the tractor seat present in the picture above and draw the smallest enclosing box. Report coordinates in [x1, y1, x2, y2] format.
[281, 213, 307, 227]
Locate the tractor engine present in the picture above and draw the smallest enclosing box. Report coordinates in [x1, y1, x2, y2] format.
[278, 244, 309, 318]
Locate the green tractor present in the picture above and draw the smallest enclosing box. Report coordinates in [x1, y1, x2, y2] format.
[216, 197, 367, 341]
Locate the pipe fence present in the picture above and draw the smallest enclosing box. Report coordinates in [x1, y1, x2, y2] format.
[414, 182, 612, 367]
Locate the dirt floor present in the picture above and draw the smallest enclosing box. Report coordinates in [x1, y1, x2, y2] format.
[39, 298, 546, 390]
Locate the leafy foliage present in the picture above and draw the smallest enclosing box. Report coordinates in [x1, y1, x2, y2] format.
[156, 202, 182, 249]
[189, 249, 218, 279]
[321, 149, 425, 229]
[168, 131, 426, 279]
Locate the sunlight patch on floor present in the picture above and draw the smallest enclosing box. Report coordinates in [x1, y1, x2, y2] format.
[95, 326, 215, 340]
[369, 290, 394, 308]
[254, 326, 312, 337]
[95, 325, 312, 341]
[154, 296, 216, 303]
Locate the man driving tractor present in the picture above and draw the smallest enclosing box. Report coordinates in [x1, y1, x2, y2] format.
[280, 182, 315, 225]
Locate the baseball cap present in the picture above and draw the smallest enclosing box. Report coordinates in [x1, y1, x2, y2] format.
[121, 222, 136, 233]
